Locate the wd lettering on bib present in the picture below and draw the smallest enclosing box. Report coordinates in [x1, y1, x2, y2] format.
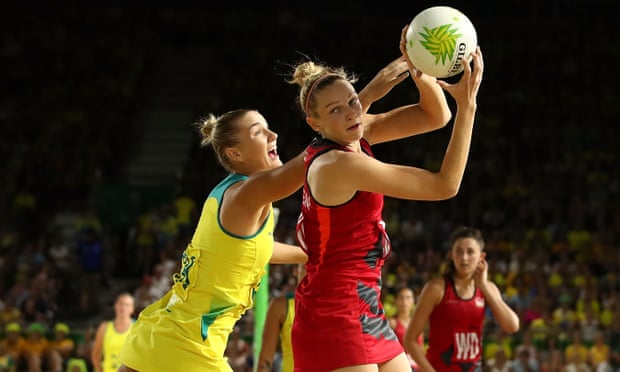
[453, 331, 480, 362]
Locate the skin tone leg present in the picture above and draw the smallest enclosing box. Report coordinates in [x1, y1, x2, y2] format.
[330, 352, 411, 372]
[379, 353, 412, 372]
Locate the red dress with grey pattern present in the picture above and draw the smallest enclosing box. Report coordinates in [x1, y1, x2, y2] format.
[293, 137, 402, 371]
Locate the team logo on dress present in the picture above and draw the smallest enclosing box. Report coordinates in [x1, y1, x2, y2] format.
[173, 252, 196, 290]
[454, 331, 481, 362]
[475, 297, 485, 308]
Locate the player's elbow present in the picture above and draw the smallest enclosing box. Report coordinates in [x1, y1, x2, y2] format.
[442, 184, 460, 199]
[437, 108, 452, 129]
[500, 318, 520, 334]
[426, 109, 452, 131]
[428, 182, 461, 201]
[403, 332, 417, 354]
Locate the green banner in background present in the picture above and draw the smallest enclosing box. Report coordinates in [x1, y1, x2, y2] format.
[253, 207, 279, 367]
[253, 265, 269, 367]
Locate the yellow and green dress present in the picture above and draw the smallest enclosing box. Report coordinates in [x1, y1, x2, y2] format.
[280, 293, 295, 372]
[120, 174, 274, 371]
[102, 321, 132, 372]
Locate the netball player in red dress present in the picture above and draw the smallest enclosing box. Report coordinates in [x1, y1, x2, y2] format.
[287, 25, 484, 372]
[404, 227, 519, 372]
[389, 287, 423, 370]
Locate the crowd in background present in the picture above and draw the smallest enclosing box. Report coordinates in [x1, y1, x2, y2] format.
[0, 1, 618, 371]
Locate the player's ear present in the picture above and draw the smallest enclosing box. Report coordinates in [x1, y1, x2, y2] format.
[225, 147, 243, 162]
[306, 116, 322, 132]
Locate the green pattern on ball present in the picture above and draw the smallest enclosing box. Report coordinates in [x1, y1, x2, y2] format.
[418, 24, 463, 66]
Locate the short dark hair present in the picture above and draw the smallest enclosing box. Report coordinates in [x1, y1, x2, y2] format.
[449, 226, 485, 251]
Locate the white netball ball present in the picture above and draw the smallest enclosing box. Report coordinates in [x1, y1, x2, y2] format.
[405, 6, 477, 78]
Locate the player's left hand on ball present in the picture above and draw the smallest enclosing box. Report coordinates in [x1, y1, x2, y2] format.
[358, 57, 409, 112]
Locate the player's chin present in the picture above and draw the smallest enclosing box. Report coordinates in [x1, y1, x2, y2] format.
[457, 266, 474, 275]
[270, 159, 283, 168]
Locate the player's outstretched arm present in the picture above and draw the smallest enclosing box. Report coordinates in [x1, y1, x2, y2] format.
[257, 296, 287, 371]
[271, 242, 307, 264]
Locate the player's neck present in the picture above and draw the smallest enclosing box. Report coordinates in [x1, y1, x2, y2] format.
[115, 317, 133, 328]
[452, 275, 475, 292]
[397, 313, 411, 323]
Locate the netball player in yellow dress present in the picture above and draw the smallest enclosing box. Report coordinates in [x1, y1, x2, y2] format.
[118, 109, 306, 371]
[118, 58, 410, 372]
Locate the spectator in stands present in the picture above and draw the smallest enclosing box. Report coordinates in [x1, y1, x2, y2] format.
[75, 226, 103, 314]
[49, 323, 75, 371]
[173, 190, 197, 241]
[132, 276, 156, 315]
[0, 298, 22, 327]
[0, 340, 15, 371]
[132, 209, 158, 278]
[23, 322, 60, 372]
[543, 349, 566, 372]
[564, 349, 592, 372]
[0, 323, 24, 370]
[515, 329, 539, 365]
[74, 326, 95, 372]
[484, 328, 515, 363]
[565, 329, 590, 368]
[589, 330, 611, 372]
[225, 326, 251, 372]
[486, 348, 512, 372]
[148, 264, 170, 300]
[512, 348, 540, 372]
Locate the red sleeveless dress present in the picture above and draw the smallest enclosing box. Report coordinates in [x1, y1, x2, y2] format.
[426, 275, 485, 372]
[293, 137, 402, 371]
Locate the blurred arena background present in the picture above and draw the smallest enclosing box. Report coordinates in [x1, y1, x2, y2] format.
[0, 1, 617, 371]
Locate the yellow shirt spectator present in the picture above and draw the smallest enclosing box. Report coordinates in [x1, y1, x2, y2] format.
[484, 332, 514, 361]
[553, 305, 576, 329]
[590, 331, 610, 369]
[590, 343, 610, 368]
[22, 323, 50, 356]
[548, 272, 562, 288]
[565, 337, 589, 365]
[49, 323, 75, 359]
[175, 196, 196, 226]
[1, 323, 26, 362]
[576, 299, 600, 319]
[599, 308, 613, 327]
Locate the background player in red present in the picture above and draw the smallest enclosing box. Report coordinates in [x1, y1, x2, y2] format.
[404, 226, 519, 372]
[288, 24, 484, 371]
[389, 287, 423, 371]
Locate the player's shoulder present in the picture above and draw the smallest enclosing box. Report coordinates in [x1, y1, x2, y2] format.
[270, 294, 290, 308]
[422, 275, 448, 299]
[426, 274, 447, 289]
[96, 320, 110, 332]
